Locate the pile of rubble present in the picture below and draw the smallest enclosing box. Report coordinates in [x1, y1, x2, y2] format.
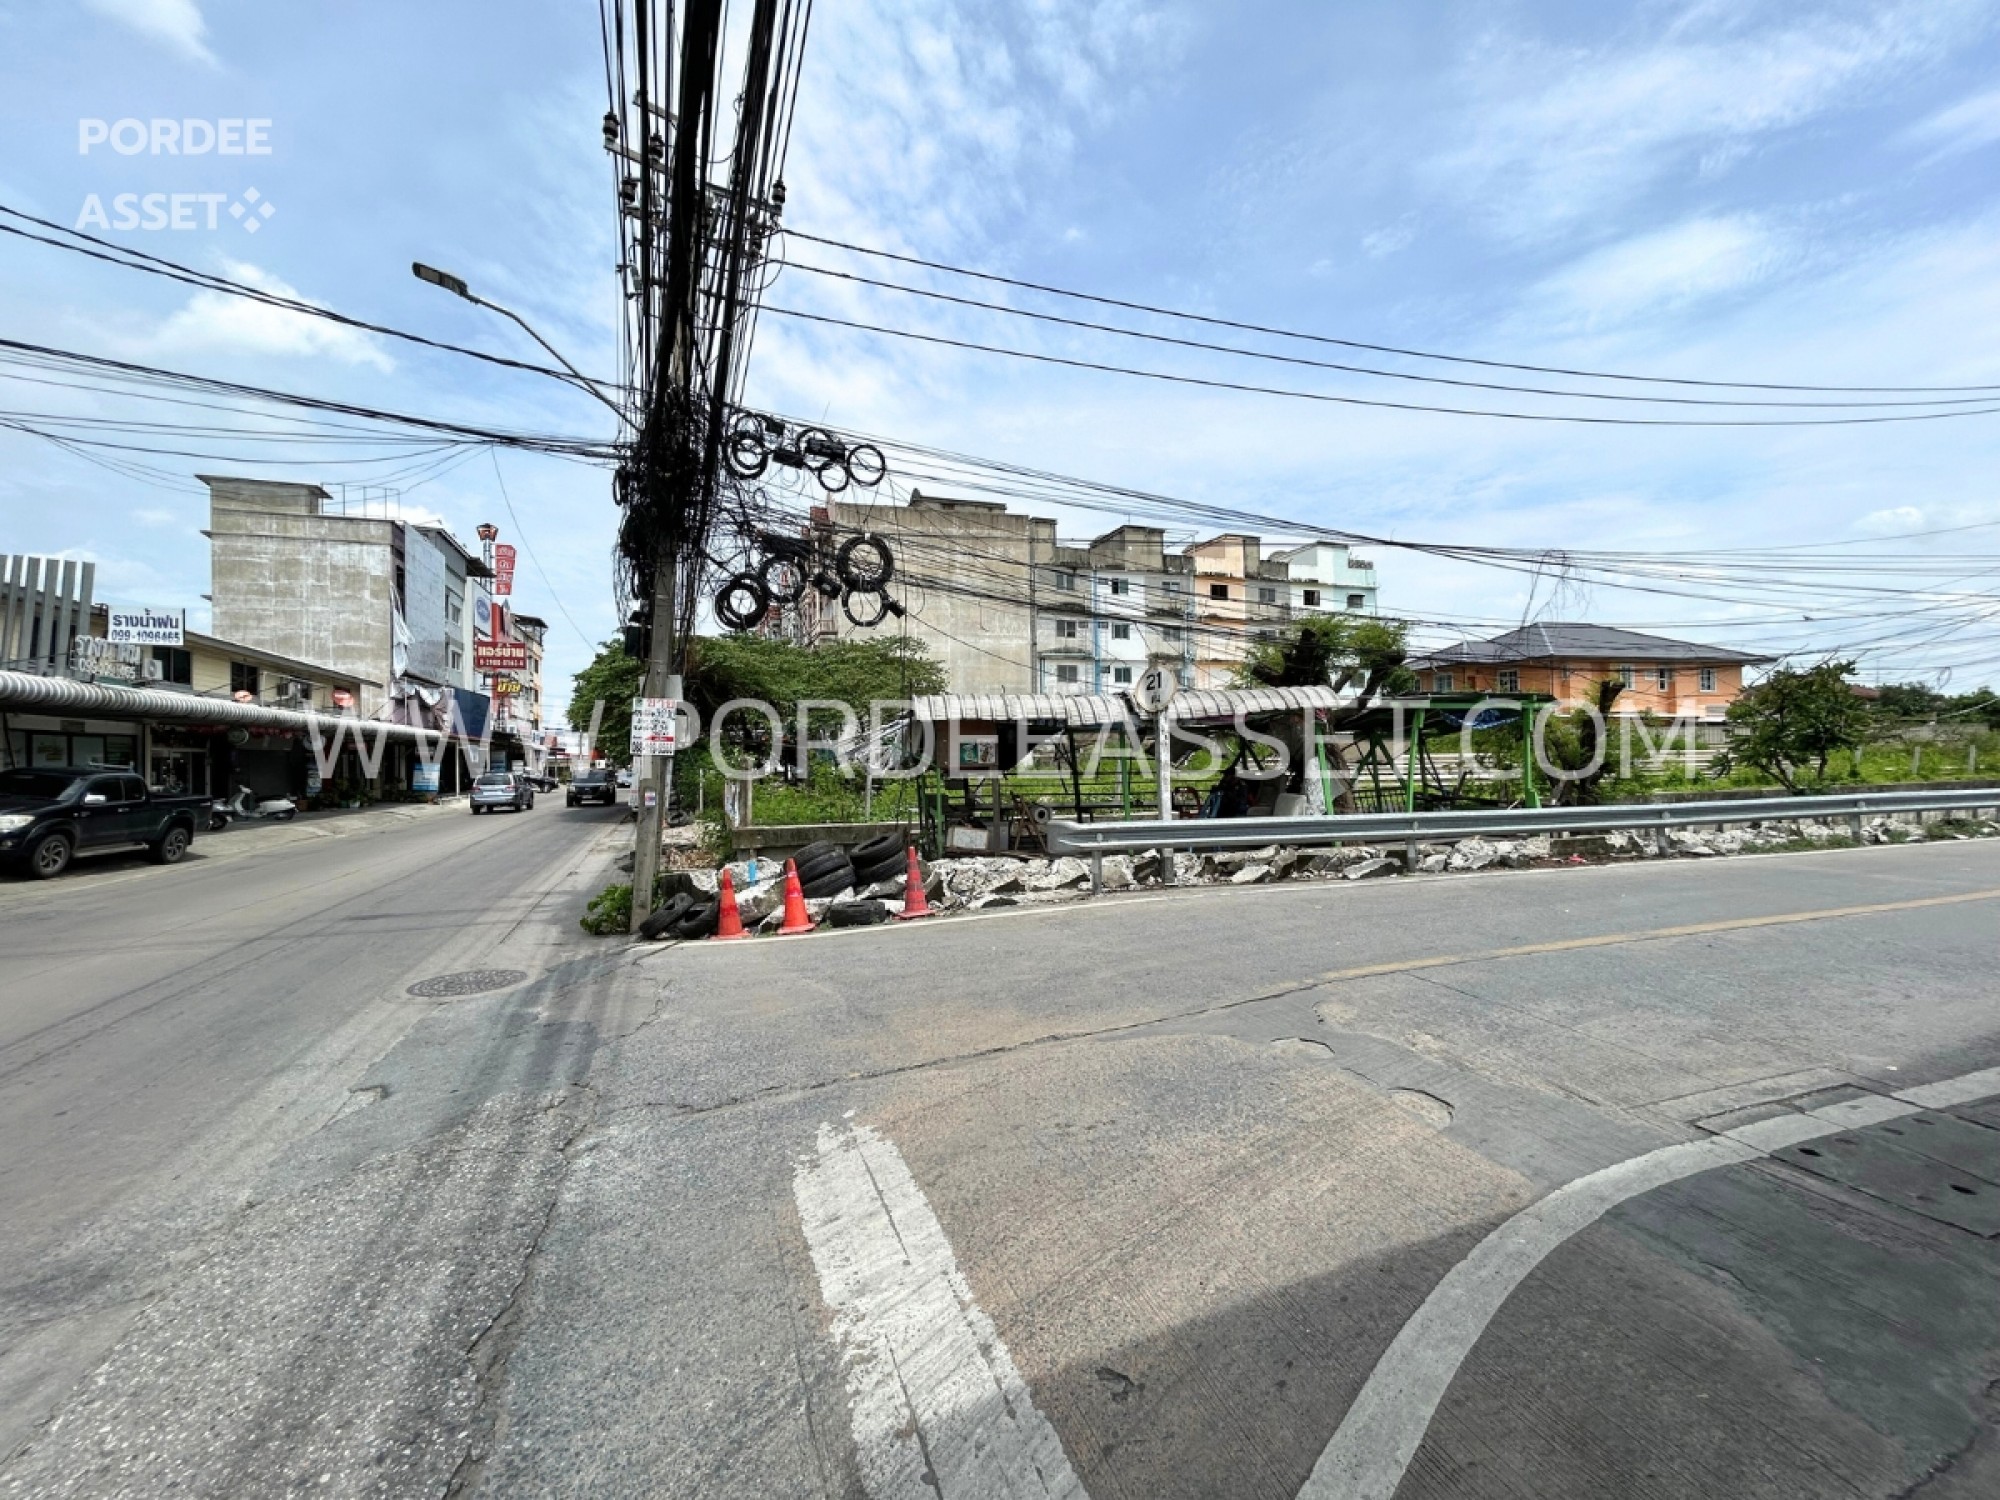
[791, 813, 1994, 920]
[626, 811, 1996, 934]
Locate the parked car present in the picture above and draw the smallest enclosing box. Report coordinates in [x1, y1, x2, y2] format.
[0, 767, 210, 878]
[470, 772, 535, 814]
[567, 768, 618, 807]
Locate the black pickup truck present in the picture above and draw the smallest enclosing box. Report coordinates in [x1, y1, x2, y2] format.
[0, 767, 210, 879]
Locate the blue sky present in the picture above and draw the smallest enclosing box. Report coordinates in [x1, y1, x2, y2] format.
[3, 0, 1999, 708]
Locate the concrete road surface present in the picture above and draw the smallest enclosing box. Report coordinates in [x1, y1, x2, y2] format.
[2, 829, 1996, 1498]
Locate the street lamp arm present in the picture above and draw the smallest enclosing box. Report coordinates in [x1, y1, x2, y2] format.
[412, 261, 631, 431]
[470, 293, 632, 428]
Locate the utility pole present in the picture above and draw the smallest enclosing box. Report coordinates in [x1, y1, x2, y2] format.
[622, 0, 792, 929]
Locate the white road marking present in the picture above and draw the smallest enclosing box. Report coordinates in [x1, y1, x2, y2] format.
[1299, 1068, 1996, 1500]
[794, 1121, 1088, 1500]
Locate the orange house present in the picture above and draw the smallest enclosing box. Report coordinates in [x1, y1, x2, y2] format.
[1406, 624, 1772, 719]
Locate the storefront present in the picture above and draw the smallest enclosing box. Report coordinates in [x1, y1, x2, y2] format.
[1, 671, 470, 805]
[4, 715, 142, 774]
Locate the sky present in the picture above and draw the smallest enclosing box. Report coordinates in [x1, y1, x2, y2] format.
[3, 0, 1999, 713]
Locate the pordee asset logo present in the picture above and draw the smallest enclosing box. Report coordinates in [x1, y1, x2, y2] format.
[75, 117, 276, 234]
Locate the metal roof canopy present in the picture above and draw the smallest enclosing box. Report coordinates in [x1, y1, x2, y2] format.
[0, 669, 466, 749]
[907, 685, 1347, 732]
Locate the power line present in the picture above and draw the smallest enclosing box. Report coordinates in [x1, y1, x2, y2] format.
[778, 259, 1999, 411]
[764, 306, 2000, 428]
[782, 228, 2000, 397]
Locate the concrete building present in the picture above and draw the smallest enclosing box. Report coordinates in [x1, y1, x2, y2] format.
[1269, 540, 1378, 618]
[501, 613, 548, 742]
[1035, 526, 1196, 695]
[824, 491, 1058, 694]
[814, 494, 1386, 696]
[204, 476, 494, 715]
[1182, 535, 1295, 688]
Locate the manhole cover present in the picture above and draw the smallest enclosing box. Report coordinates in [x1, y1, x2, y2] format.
[405, 969, 529, 999]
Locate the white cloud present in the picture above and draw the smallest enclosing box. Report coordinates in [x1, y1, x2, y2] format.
[146, 260, 394, 371]
[1361, 216, 1417, 259]
[81, 0, 215, 66]
[1905, 86, 2000, 159]
[1527, 215, 1790, 331]
[1431, 0, 1995, 240]
[1857, 505, 1925, 533]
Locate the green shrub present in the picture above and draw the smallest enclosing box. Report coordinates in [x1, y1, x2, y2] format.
[580, 882, 633, 935]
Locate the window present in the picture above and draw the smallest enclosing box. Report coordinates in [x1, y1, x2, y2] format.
[1257, 585, 1278, 605]
[1053, 570, 1077, 592]
[150, 646, 192, 685]
[449, 646, 464, 673]
[1112, 665, 1133, 684]
[1302, 588, 1321, 607]
[229, 661, 261, 698]
[1346, 594, 1366, 610]
[1208, 582, 1230, 600]
[1111, 622, 1130, 640]
[1434, 671, 1455, 692]
[1160, 625, 1182, 642]
[445, 590, 463, 626]
[1616, 664, 1635, 688]
[1654, 666, 1671, 692]
[1162, 579, 1183, 594]
[1699, 666, 1717, 693]
[1055, 664, 1079, 683]
[1498, 668, 1520, 693]
[1108, 578, 1129, 596]
[1055, 618, 1079, 639]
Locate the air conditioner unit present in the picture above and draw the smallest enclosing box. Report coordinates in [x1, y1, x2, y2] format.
[140, 658, 164, 681]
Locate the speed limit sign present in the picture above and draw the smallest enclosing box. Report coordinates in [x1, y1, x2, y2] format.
[1131, 665, 1178, 716]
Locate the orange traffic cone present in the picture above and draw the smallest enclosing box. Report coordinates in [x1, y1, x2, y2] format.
[894, 846, 932, 920]
[711, 868, 747, 940]
[778, 857, 816, 935]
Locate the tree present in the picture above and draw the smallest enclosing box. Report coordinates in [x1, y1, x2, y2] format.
[1721, 660, 1871, 792]
[1238, 615, 1416, 700]
[568, 638, 646, 765]
[570, 633, 946, 769]
[1475, 678, 1626, 804]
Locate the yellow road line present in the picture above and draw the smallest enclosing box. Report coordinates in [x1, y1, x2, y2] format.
[1319, 885, 2000, 984]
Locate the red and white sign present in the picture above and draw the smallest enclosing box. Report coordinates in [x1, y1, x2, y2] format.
[474, 639, 530, 672]
[493, 544, 517, 598]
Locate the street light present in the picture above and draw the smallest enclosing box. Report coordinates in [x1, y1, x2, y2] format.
[410, 261, 629, 427]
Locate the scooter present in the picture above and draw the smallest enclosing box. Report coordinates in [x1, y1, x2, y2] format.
[209, 798, 234, 832]
[230, 785, 299, 822]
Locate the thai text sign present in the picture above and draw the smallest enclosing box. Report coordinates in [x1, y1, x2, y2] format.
[106, 605, 184, 645]
[630, 697, 679, 757]
[473, 639, 529, 672]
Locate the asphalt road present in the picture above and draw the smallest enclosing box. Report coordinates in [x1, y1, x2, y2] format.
[2, 824, 1997, 1498]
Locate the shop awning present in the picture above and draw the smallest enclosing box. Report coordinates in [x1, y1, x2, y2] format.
[0, 669, 462, 748]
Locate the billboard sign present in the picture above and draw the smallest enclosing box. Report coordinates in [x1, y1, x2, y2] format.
[106, 605, 184, 645]
[473, 639, 530, 672]
[72, 635, 141, 679]
[493, 544, 517, 598]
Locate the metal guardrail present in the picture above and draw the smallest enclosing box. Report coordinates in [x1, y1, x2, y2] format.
[1046, 786, 2000, 861]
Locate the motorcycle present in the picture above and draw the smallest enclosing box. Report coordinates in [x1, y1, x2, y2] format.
[209, 798, 233, 832]
[230, 785, 299, 822]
